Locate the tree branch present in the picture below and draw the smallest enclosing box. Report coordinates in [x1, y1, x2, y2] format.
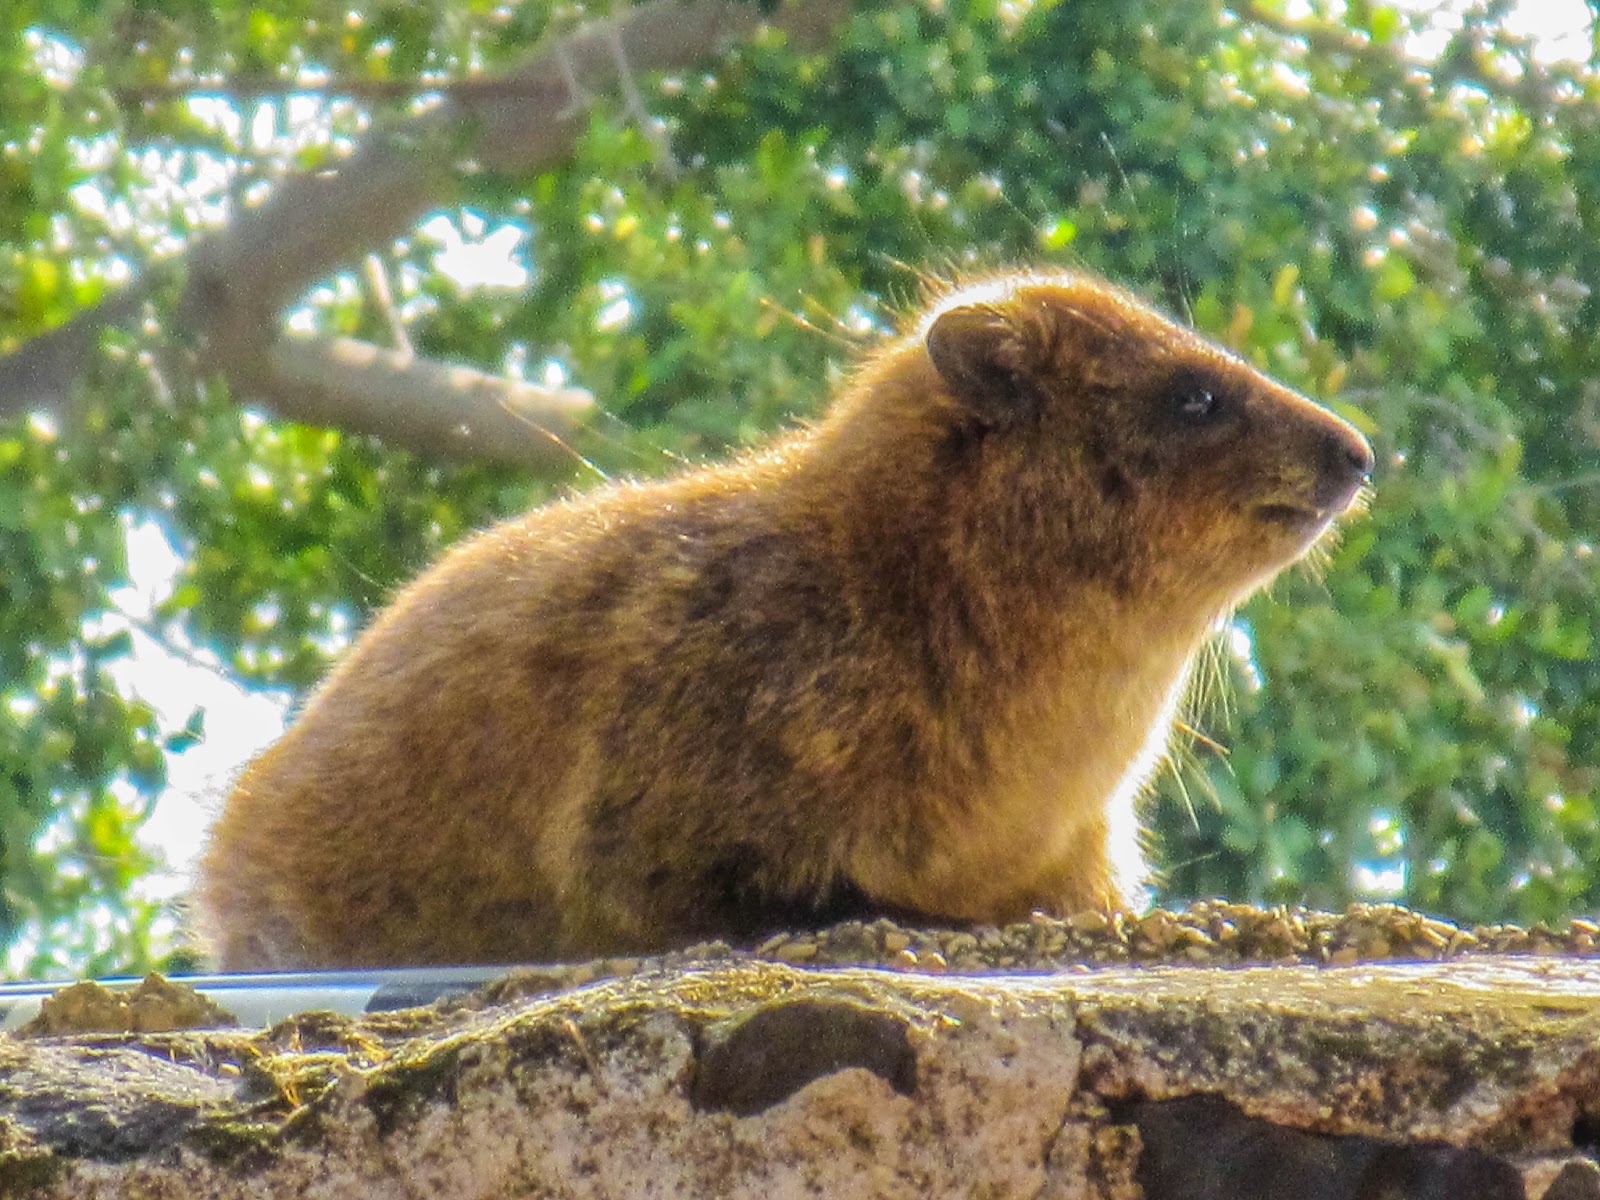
[0, 0, 853, 464]
[262, 335, 594, 470]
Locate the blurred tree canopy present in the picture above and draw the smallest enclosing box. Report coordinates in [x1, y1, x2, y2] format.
[1, 0, 1596, 977]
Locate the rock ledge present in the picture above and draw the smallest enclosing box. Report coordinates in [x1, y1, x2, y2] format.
[5, 950, 1600, 1198]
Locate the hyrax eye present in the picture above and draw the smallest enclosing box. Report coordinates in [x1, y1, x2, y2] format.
[1175, 386, 1218, 420]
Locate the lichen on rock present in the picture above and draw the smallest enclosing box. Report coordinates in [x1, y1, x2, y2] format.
[21, 975, 236, 1037]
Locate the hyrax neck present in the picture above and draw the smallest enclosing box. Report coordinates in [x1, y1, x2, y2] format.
[802, 401, 1216, 918]
[845, 562, 1205, 920]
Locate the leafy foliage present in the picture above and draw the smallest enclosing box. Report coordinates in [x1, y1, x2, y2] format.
[2, 0, 1596, 974]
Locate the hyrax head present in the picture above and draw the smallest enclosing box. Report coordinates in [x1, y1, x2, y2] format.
[918, 272, 1374, 611]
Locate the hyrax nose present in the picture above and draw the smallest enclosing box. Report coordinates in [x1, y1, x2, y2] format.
[1326, 426, 1374, 479]
[1313, 419, 1375, 511]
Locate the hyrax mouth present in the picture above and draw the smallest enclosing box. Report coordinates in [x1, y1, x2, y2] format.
[1256, 418, 1374, 532]
[1254, 475, 1368, 531]
[1254, 501, 1329, 528]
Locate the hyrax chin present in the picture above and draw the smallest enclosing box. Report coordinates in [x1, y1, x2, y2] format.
[197, 269, 1374, 969]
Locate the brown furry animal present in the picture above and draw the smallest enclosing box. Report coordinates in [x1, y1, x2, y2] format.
[197, 270, 1373, 969]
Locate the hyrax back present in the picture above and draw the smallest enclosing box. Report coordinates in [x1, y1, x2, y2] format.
[198, 270, 1373, 969]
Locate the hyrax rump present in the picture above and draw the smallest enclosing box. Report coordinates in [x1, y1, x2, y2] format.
[198, 270, 1374, 969]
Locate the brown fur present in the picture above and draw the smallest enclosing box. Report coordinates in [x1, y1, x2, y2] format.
[197, 270, 1374, 968]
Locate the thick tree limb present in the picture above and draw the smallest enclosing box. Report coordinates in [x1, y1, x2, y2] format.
[263, 335, 594, 469]
[0, 0, 852, 466]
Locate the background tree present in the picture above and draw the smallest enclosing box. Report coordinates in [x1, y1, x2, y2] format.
[1, 0, 1595, 977]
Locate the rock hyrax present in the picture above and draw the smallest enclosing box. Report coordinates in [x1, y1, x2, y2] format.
[198, 270, 1374, 968]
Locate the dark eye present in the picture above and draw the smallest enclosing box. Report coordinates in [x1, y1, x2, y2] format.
[1175, 386, 1218, 420]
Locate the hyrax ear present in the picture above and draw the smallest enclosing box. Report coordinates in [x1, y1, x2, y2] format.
[924, 304, 1039, 428]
